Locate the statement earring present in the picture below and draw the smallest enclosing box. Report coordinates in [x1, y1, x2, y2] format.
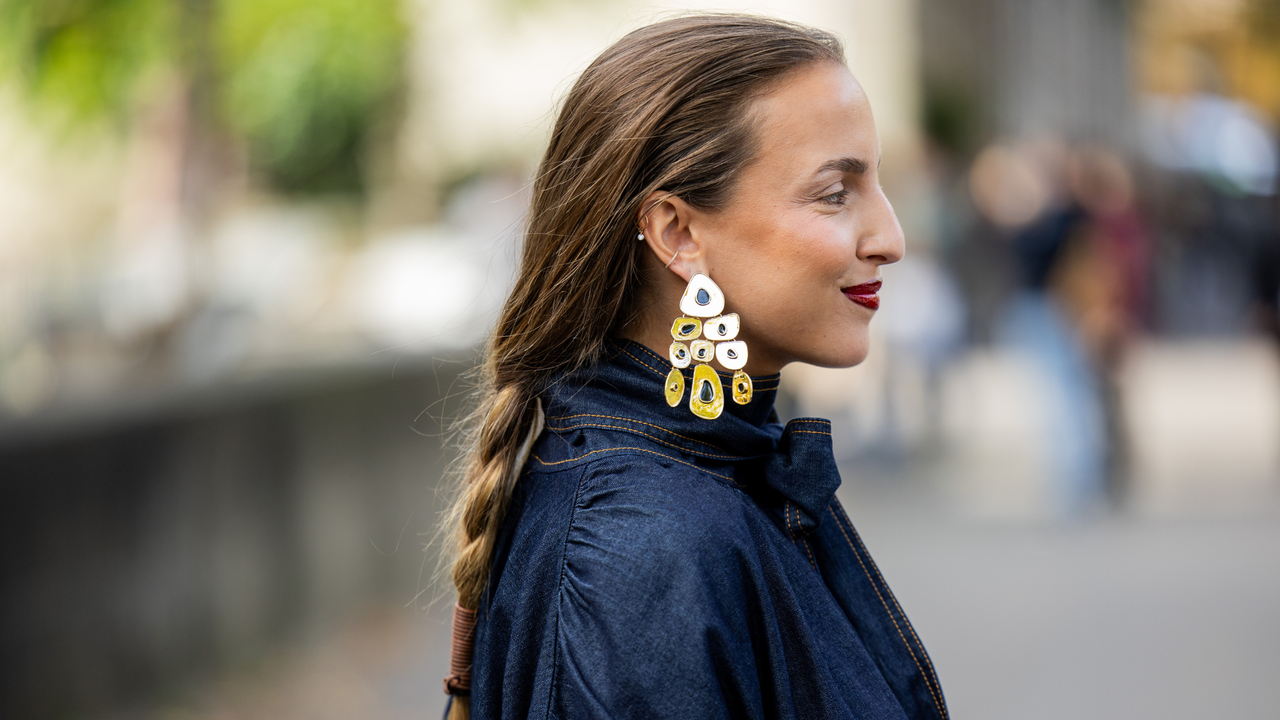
[664, 273, 752, 419]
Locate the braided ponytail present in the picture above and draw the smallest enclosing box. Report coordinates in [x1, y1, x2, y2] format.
[441, 14, 843, 717]
[450, 383, 542, 610]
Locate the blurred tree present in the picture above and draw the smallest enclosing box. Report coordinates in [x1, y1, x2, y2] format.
[0, 0, 174, 125]
[0, 0, 406, 197]
[216, 0, 405, 194]
[922, 80, 977, 157]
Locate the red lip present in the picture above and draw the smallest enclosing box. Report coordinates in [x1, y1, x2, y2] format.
[841, 280, 881, 310]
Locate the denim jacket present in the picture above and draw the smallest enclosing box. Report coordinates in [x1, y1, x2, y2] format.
[467, 338, 948, 720]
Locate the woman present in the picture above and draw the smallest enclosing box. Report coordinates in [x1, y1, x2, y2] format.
[442, 14, 946, 720]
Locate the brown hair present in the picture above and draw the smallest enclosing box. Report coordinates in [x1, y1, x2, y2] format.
[443, 13, 842, 716]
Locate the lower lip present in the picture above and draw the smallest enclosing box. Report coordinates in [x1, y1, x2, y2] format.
[843, 291, 879, 310]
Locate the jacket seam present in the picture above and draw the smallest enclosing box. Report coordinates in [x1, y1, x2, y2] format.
[789, 501, 816, 538]
[546, 419, 748, 461]
[532, 446, 739, 486]
[546, 464, 589, 720]
[619, 346, 670, 377]
[800, 536, 817, 570]
[785, 502, 818, 570]
[547, 413, 737, 456]
[834, 501, 947, 716]
[828, 504, 947, 719]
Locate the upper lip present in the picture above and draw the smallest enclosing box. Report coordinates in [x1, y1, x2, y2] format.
[841, 280, 882, 295]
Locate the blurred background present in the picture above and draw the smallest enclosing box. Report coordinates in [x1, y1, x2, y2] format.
[1, 0, 1277, 718]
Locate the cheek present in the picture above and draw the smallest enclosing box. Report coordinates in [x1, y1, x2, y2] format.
[711, 207, 864, 356]
[765, 218, 855, 297]
[741, 222, 853, 331]
[745, 210, 848, 270]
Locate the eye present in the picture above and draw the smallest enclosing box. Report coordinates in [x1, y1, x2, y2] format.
[819, 189, 849, 206]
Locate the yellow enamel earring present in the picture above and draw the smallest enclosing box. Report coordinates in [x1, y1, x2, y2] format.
[663, 273, 751, 418]
[689, 363, 723, 419]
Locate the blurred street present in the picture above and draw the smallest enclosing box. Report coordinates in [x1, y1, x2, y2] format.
[841, 471, 1280, 720]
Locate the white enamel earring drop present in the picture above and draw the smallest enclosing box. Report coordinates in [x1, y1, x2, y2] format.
[663, 272, 752, 418]
[679, 273, 726, 317]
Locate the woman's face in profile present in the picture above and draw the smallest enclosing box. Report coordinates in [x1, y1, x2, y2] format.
[696, 61, 905, 372]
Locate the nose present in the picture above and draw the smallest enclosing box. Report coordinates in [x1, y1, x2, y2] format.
[857, 188, 905, 266]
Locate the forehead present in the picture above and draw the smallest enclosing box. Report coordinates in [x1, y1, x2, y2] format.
[747, 62, 876, 171]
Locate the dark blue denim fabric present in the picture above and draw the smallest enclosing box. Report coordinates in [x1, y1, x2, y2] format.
[467, 338, 947, 720]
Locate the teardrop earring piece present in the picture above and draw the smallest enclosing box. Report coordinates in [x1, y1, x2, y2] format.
[690, 339, 714, 364]
[715, 340, 748, 370]
[689, 363, 724, 419]
[671, 317, 701, 342]
[665, 367, 684, 407]
[732, 370, 752, 405]
[669, 341, 691, 368]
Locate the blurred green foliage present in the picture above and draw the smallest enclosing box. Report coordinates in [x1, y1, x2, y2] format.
[922, 80, 976, 156]
[216, 0, 405, 194]
[0, 0, 406, 196]
[0, 0, 174, 124]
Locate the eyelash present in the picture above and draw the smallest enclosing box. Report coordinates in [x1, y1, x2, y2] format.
[819, 189, 849, 206]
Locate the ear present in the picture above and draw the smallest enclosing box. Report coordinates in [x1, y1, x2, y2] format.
[637, 191, 706, 282]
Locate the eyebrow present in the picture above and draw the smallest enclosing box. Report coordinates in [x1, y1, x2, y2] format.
[816, 157, 870, 175]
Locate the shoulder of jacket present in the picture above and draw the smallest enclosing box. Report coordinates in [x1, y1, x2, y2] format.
[566, 453, 759, 554]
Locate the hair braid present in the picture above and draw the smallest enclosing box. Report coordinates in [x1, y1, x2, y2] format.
[451, 381, 537, 609]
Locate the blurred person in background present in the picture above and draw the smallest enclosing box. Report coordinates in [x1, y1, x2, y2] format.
[1140, 48, 1280, 341]
[970, 138, 1152, 515]
[1264, 191, 1280, 341]
[440, 14, 945, 720]
[1053, 145, 1151, 506]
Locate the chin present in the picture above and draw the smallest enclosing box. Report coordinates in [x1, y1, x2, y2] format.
[803, 334, 870, 369]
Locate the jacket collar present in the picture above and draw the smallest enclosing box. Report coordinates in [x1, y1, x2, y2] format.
[541, 337, 841, 531]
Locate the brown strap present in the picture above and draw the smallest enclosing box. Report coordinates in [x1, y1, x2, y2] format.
[443, 603, 478, 695]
